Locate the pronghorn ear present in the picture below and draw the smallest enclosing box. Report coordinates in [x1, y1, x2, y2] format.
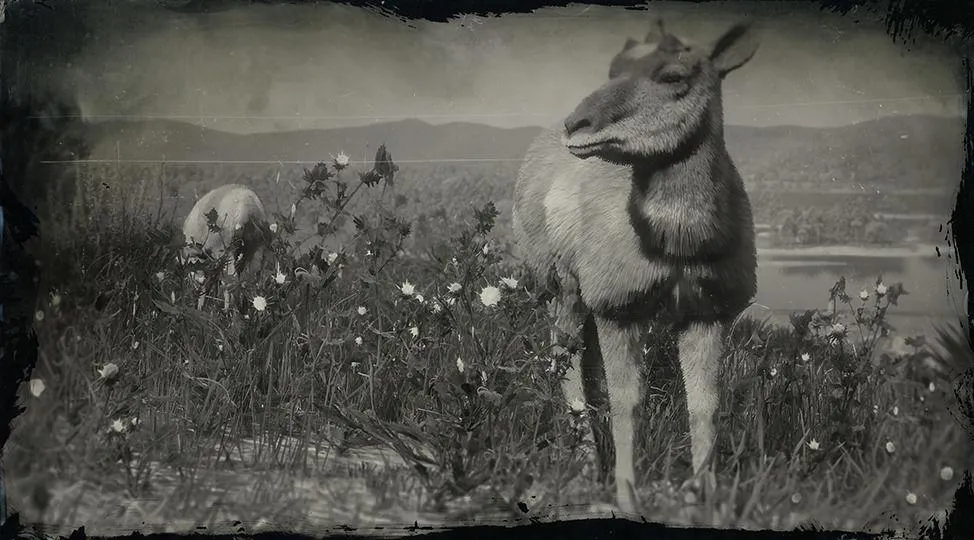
[622, 37, 639, 51]
[709, 21, 760, 78]
[643, 17, 665, 43]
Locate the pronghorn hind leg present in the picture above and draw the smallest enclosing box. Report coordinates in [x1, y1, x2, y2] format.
[549, 280, 586, 402]
[677, 321, 724, 481]
[548, 269, 609, 473]
[547, 267, 587, 409]
[593, 315, 642, 514]
[580, 313, 613, 486]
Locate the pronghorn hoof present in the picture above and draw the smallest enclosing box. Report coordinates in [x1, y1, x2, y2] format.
[587, 500, 641, 520]
[587, 501, 625, 518]
[679, 471, 716, 503]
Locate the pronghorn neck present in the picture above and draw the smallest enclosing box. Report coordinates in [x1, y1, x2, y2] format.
[629, 132, 725, 205]
[629, 95, 726, 193]
[626, 103, 733, 259]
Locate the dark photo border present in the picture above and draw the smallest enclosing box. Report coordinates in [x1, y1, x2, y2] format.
[1, 0, 972, 539]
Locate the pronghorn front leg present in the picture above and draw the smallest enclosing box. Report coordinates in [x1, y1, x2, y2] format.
[594, 315, 642, 515]
[677, 321, 724, 477]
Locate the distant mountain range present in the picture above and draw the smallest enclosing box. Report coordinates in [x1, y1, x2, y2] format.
[85, 114, 966, 191]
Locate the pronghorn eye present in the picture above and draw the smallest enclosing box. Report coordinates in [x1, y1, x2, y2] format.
[657, 70, 686, 84]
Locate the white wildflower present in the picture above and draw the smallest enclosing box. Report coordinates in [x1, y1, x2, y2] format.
[941, 466, 954, 481]
[98, 363, 120, 381]
[354, 336, 363, 346]
[50, 292, 62, 307]
[357, 306, 367, 316]
[569, 399, 585, 413]
[252, 295, 268, 312]
[800, 352, 811, 362]
[859, 289, 870, 301]
[28, 379, 46, 397]
[400, 281, 415, 296]
[500, 276, 518, 289]
[905, 492, 917, 505]
[415, 294, 425, 304]
[448, 282, 462, 293]
[885, 441, 895, 454]
[479, 285, 501, 307]
[807, 439, 820, 451]
[410, 326, 419, 337]
[456, 357, 465, 373]
[327, 252, 339, 265]
[269, 222, 278, 233]
[334, 151, 350, 168]
[876, 283, 888, 296]
[110, 419, 127, 434]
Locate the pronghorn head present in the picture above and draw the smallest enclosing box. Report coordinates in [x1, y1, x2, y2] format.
[561, 18, 760, 164]
[231, 218, 275, 276]
[178, 241, 210, 270]
[176, 229, 205, 266]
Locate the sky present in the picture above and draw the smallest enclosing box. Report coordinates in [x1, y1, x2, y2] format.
[4, 0, 968, 134]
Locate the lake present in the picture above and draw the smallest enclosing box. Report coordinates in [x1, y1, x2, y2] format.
[748, 245, 967, 338]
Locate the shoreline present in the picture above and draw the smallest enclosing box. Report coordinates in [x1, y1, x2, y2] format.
[757, 243, 944, 259]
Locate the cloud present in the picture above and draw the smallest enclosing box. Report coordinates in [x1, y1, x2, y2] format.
[4, 0, 964, 132]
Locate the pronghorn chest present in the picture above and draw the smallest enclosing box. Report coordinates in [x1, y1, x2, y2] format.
[542, 170, 716, 316]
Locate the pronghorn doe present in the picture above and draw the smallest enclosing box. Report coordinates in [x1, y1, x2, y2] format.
[512, 20, 759, 513]
[182, 184, 273, 310]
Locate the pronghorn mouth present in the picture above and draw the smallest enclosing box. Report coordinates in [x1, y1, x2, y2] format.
[563, 136, 621, 157]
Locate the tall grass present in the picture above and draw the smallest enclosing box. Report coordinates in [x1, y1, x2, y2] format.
[6, 145, 971, 534]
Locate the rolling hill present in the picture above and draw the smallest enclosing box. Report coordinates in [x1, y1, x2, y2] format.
[84, 114, 966, 192]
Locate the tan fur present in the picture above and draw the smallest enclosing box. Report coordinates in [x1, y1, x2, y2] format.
[512, 20, 760, 513]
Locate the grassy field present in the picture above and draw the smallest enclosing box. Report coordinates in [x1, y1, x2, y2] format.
[6, 148, 973, 537]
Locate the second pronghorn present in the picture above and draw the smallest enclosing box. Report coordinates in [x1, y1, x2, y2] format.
[182, 184, 274, 309]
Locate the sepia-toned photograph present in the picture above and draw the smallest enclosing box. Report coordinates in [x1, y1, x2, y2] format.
[1, 0, 970, 536]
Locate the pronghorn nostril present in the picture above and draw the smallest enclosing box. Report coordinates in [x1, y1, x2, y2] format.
[564, 115, 592, 137]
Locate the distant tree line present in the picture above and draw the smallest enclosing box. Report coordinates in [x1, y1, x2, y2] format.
[769, 202, 907, 247]
[73, 159, 942, 250]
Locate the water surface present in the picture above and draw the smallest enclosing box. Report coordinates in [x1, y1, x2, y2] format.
[749, 248, 965, 337]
